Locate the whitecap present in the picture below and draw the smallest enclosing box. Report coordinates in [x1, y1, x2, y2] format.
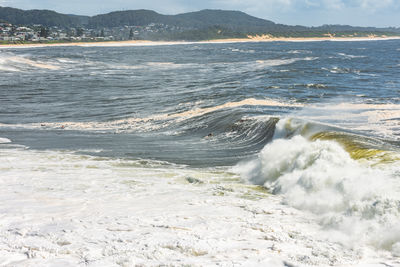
[230, 48, 255, 53]
[0, 137, 11, 144]
[0, 52, 60, 71]
[255, 57, 317, 68]
[337, 52, 366, 59]
[287, 50, 312, 54]
[235, 127, 400, 255]
[306, 83, 327, 88]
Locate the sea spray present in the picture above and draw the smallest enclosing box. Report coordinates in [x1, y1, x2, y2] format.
[235, 125, 400, 254]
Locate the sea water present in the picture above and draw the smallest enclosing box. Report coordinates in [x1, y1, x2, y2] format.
[1, 40, 400, 266]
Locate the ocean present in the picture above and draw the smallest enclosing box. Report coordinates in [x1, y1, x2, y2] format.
[0, 40, 400, 266]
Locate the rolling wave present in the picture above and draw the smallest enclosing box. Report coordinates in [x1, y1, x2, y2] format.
[0, 97, 399, 167]
[0, 98, 301, 133]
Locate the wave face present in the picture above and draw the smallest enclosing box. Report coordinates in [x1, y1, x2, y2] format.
[1, 40, 400, 265]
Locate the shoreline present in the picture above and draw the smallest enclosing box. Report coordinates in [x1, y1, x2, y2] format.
[1, 35, 400, 49]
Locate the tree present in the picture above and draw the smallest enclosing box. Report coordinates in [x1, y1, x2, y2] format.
[129, 28, 134, 40]
[39, 27, 48, 38]
[9, 26, 16, 36]
[76, 27, 83, 37]
[100, 29, 104, 37]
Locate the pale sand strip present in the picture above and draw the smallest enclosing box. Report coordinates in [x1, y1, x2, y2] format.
[1, 35, 400, 49]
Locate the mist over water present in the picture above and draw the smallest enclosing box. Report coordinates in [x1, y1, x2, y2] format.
[1, 40, 400, 266]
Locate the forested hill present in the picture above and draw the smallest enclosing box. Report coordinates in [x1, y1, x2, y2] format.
[1, 6, 399, 36]
[88, 10, 165, 28]
[0, 7, 289, 33]
[88, 9, 289, 32]
[0, 6, 88, 27]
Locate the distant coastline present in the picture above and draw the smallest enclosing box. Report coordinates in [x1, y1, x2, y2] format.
[2, 8, 400, 44]
[1, 35, 400, 48]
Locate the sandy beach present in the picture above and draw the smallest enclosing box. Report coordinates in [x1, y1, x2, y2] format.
[1, 35, 400, 49]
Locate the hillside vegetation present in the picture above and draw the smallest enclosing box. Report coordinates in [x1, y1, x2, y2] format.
[1, 6, 399, 40]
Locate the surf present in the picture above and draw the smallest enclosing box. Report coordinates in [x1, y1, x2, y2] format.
[235, 118, 400, 255]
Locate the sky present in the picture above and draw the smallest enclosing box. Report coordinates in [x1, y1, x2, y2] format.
[0, 0, 399, 27]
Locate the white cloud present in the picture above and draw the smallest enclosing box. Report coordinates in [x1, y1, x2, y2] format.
[357, 0, 394, 9]
[323, 0, 345, 9]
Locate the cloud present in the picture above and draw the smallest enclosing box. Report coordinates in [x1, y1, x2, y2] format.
[323, 0, 345, 9]
[357, 0, 394, 10]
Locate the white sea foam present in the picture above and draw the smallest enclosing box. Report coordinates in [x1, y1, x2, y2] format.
[288, 50, 312, 54]
[56, 58, 78, 64]
[324, 66, 355, 74]
[52, 57, 196, 72]
[0, 52, 60, 71]
[0, 147, 379, 266]
[255, 57, 317, 68]
[297, 102, 400, 140]
[306, 83, 327, 88]
[337, 52, 367, 59]
[145, 61, 196, 69]
[0, 137, 11, 143]
[323, 66, 379, 77]
[256, 59, 298, 67]
[236, 120, 400, 256]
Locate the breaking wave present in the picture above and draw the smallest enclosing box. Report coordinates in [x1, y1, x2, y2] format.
[0, 98, 301, 133]
[236, 118, 400, 255]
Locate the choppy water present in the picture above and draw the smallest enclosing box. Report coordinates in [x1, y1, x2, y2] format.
[1, 40, 400, 266]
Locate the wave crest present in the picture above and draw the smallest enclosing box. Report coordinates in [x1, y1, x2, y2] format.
[235, 130, 400, 255]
